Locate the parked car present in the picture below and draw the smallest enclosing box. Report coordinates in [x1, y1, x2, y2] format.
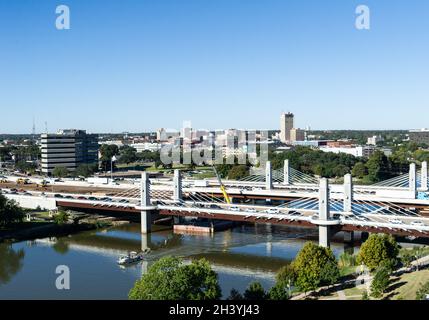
[388, 218, 403, 225]
[264, 208, 280, 214]
[245, 208, 257, 213]
[230, 206, 241, 212]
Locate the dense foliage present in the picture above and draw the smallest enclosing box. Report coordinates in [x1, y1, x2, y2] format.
[293, 242, 339, 293]
[416, 281, 429, 300]
[357, 234, 400, 271]
[52, 166, 69, 178]
[0, 194, 24, 228]
[370, 265, 391, 298]
[243, 282, 267, 300]
[128, 257, 221, 300]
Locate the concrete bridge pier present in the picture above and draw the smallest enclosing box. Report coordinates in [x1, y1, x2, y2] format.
[409, 163, 417, 198]
[318, 178, 331, 248]
[283, 159, 290, 185]
[422, 161, 428, 192]
[265, 161, 273, 190]
[141, 233, 152, 251]
[343, 231, 354, 243]
[140, 172, 157, 234]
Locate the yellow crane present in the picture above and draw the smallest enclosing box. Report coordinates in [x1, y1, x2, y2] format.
[212, 165, 231, 204]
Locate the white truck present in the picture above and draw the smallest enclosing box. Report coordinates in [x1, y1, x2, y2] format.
[87, 177, 109, 185]
[194, 180, 209, 187]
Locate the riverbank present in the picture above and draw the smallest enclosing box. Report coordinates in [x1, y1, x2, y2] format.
[0, 220, 112, 243]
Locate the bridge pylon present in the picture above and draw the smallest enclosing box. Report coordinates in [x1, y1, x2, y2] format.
[422, 161, 428, 192]
[139, 172, 157, 234]
[265, 161, 273, 190]
[283, 159, 290, 185]
[173, 169, 183, 202]
[318, 178, 331, 248]
[343, 174, 353, 213]
[409, 163, 417, 199]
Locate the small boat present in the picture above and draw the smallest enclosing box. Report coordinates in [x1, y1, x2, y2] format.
[117, 249, 151, 265]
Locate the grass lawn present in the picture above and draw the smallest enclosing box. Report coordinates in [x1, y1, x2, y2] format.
[388, 269, 429, 300]
[339, 265, 356, 277]
[343, 286, 366, 299]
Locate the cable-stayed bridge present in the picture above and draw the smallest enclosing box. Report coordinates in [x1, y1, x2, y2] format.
[3, 160, 429, 248]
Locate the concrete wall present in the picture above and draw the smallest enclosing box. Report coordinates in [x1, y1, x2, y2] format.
[4, 194, 57, 210]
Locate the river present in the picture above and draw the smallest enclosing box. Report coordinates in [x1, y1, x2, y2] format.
[0, 222, 357, 299]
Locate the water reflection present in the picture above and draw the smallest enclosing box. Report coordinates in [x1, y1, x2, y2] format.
[0, 244, 25, 286]
[0, 223, 360, 299]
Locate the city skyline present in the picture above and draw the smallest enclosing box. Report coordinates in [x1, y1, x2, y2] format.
[1, 0, 429, 133]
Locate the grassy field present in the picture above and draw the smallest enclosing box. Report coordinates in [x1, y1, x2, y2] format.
[387, 269, 429, 300]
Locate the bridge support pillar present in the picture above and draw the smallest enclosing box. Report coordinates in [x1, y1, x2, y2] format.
[343, 174, 353, 213]
[409, 163, 417, 198]
[283, 159, 290, 185]
[140, 172, 152, 234]
[319, 226, 330, 248]
[265, 161, 273, 190]
[318, 178, 331, 248]
[344, 231, 354, 243]
[422, 161, 428, 192]
[173, 169, 182, 202]
[141, 211, 152, 234]
[141, 233, 151, 251]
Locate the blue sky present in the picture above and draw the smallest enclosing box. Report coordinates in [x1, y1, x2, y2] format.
[1, 0, 428, 133]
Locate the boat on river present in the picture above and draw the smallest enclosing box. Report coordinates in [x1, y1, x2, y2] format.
[117, 249, 150, 265]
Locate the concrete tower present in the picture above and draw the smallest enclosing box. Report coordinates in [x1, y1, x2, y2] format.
[280, 112, 294, 143]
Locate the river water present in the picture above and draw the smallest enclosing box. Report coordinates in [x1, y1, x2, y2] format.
[0, 223, 356, 299]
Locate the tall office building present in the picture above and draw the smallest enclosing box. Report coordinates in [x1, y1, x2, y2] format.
[290, 128, 305, 142]
[41, 129, 99, 175]
[280, 112, 294, 143]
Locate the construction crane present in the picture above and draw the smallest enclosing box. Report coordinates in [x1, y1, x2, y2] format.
[212, 165, 231, 204]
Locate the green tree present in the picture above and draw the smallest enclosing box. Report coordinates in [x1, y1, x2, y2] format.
[352, 162, 367, 179]
[52, 166, 69, 178]
[100, 144, 120, 171]
[118, 146, 138, 164]
[357, 234, 400, 271]
[243, 282, 266, 300]
[361, 291, 370, 300]
[293, 242, 339, 293]
[268, 283, 290, 300]
[400, 251, 414, 268]
[53, 210, 69, 225]
[366, 151, 390, 182]
[227, 165, 249, 180]
[227, 289, 243, 300]
[338, 252, 356, 268]
[370, 265, 390, 298]
[128, 257, 221, 300]
[276, 264, 296, 288]
[75, 164, 96, 178]
[416, 281, 429, 300]
[332, 164, 349, 178]
[0, 195, 24, 228]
